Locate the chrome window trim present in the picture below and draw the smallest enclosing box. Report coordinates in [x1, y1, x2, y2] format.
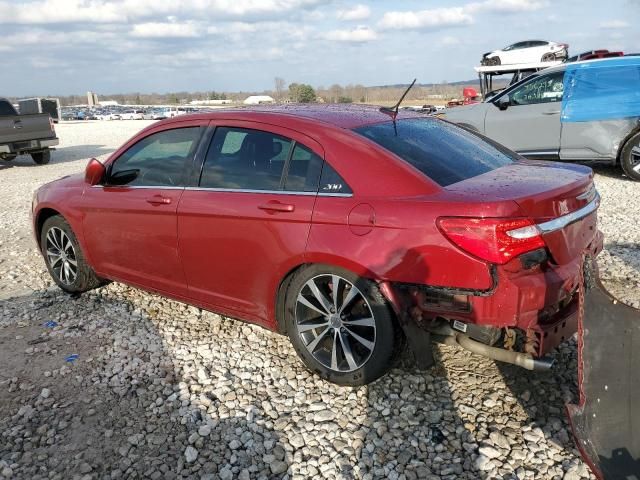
[537, 192, 600, 234]
[317, 192, 353, 197]
[91, 185, 185, 190]
[185, 187, 314, 196]
[90, 185, 353, 197]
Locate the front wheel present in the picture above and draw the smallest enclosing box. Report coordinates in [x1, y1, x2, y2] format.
[40, 215, 105, 293]
[284, 265, 400, 386]
[620, 132, 640, 181]
[31, 150, 51, 165]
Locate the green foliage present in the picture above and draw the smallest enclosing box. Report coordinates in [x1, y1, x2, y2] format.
[289, 83, 316, 103]
[337, 96, 352, 104]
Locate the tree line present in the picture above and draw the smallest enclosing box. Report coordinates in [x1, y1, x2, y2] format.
[8, 79, 486, 107]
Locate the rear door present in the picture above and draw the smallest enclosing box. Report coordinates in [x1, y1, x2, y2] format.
[177, 121, 323, 324]
[81, 121, 204, 295]
[485, 71, 564, 155]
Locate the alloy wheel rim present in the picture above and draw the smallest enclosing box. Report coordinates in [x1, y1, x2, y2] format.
[630, 145, 640, 174]
[295, 274, 376, 373]
[46, 227, 78, 285]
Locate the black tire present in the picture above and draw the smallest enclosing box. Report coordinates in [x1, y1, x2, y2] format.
[492, 56, 501, 66]
[619, 132, 640, 181]
[31, 150, 51, 165]
[284, 264, 400, 386]
[40, 215, 105, 293]
[541, 53, 555, 62]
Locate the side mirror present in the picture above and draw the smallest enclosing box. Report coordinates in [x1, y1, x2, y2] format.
[497, 95, 510, 110]
[85, 158, 106, 186]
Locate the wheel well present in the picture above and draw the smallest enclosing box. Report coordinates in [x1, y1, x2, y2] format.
[275, 263, 308, 335]
[273, 262, 404, 336]
[616, 126, 640, 165]
[35, 208, 61, 249]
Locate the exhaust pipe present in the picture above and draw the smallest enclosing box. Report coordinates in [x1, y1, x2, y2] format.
[440, 333, 555, 371]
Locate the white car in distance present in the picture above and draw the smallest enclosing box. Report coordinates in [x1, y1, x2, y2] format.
[120, 109, 144, 120]
[481, 40, 568, 66]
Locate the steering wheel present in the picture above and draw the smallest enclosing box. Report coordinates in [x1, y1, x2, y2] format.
[139, 169, 175, 186]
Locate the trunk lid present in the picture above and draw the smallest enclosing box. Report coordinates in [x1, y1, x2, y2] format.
[445, 160, 598, 265]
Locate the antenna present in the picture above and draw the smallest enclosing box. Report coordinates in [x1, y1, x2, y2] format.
[380, 78, 417, 120]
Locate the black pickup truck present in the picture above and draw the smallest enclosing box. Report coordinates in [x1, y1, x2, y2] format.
[0, 97, 59, 165]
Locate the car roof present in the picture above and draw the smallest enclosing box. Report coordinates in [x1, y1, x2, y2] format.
[158, 103, 422, 130]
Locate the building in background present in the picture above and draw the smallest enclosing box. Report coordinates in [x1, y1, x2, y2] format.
[87, 91, 99, 106]
[243, 95, 275, 105]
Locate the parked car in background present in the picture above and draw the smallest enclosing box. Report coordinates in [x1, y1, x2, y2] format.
[481, 40, 568, 66]
[96, 112, 121, 121]
[444, 58, 640, 181]
[0, 97, 58, 164]
[120, 109, 144, 120]
[566, 49, 623, 62]
[32, 105, 602, 386]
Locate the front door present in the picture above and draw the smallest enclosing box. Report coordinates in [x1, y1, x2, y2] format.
[81, 124, 204, 295]
[177, 122, 324, 324]
[485, 71, 564, 155]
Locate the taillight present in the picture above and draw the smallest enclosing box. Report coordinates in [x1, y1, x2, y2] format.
[49, 117, 55, 132]
[437, 217, 546, 265]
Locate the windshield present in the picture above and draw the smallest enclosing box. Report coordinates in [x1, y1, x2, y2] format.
[354, 118, 516, 187]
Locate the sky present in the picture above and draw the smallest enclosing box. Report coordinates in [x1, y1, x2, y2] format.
[0, 0, 638, 96]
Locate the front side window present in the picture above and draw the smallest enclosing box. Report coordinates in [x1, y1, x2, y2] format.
[108, 127, 202, 187]
[200, 127, 292, 190]
[509, 71, 565, 105]
[354, 119, 515, 187]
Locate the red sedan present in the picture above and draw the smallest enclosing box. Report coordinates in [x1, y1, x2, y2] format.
[32, 105, 602, 385]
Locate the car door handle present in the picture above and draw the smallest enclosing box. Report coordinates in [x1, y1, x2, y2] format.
[542, 110, 561, 115]
[13, 120, 23, 129]
[146, 195, 172, 205]
[258, 201, 295, 213]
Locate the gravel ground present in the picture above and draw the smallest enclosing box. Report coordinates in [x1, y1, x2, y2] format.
[1, 120, 638, 480]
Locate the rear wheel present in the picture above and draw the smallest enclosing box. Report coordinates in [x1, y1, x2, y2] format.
[542, 52, 555, 62]
[620, 132, 640, 181]
[284, 265, 399, 386]
[31, 150, 51, 165]
[40, 215, 105, 293]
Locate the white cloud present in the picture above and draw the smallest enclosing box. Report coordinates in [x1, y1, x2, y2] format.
[0, 0, 122, 24]
[379, 7, 472, 31]
[322, 26, 377, 42]
[600, 20, 629, 29]
[131, 22, 201, 38]
[469, 0, 548, 13]
[337, 4, 370, 21]
[0, 0, 329, 24]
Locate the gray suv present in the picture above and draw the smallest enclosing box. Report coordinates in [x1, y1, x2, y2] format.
[444, 62, 640, 181]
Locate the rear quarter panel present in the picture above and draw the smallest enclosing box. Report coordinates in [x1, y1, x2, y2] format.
[442, 104, 487, 133]
[306, 195, 522, 290]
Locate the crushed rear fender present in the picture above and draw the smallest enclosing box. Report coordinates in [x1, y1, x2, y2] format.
[567, 258, 640, 479]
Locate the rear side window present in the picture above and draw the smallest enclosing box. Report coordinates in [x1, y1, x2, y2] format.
[319, 163, 352, 194]
[109, 127, 202, 187]
[200, 127, 292, 190]
[354, 119, 515, 187]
